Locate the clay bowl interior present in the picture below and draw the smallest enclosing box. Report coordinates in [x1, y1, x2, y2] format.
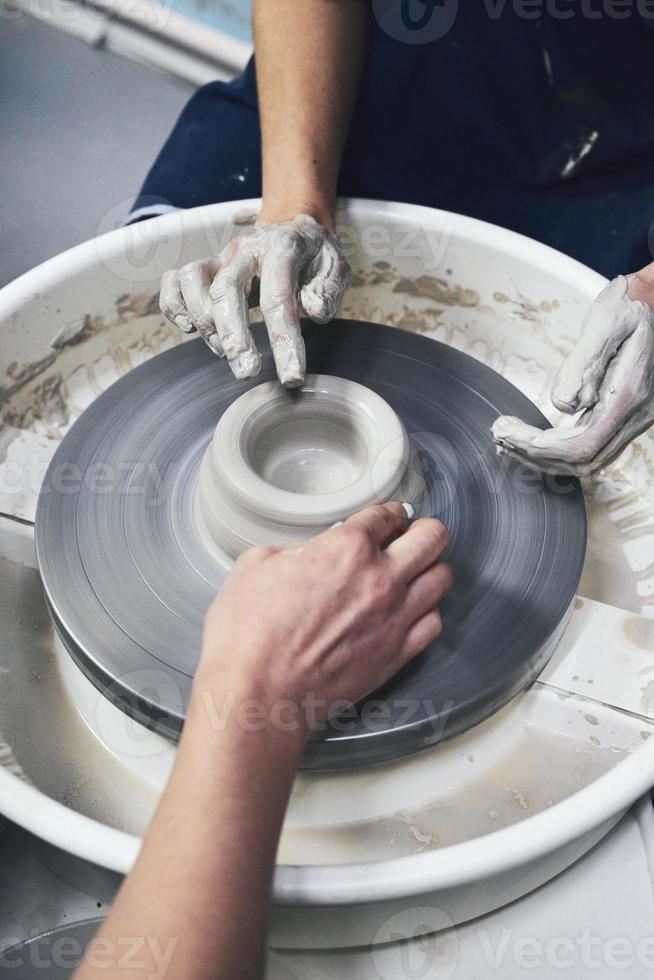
[244, 387, 370, 495]
[196, 373, 422, 561]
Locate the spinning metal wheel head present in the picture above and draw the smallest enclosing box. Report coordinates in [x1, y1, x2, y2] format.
[35, 320, 587, 771]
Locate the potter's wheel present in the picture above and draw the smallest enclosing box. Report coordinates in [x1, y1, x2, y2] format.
[35, 319, 586, 770]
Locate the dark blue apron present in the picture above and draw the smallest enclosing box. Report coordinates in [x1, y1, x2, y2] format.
[131, 5, 654, 278]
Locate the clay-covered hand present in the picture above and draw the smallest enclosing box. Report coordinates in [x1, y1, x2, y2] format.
[159, 214, 350, 387]
[491, 267, 654, 476]
[198, 503, 453, 725]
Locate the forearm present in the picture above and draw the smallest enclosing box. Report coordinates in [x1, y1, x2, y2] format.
[72, 503, 452, 978]
[74, 664, 307, 980]
[254, 0, 368, 228]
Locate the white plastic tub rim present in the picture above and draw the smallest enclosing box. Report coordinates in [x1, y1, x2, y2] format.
[0, 198, 651, 909]
[0, 737, 651, 904]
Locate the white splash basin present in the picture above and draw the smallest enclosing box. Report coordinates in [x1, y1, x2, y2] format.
[0, 198, 653, 949]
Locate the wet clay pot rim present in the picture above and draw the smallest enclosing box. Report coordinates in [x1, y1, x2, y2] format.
[196, 374, 412, 557]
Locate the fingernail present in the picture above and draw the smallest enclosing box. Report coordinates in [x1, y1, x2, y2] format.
[402, 502, 416, 520]
[275, 347, 305, 388]
[279, 361, 305, 386]
[230, 349, 261, 379]
[330, 520, 344, 528]
[174, 314, 192, 333]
